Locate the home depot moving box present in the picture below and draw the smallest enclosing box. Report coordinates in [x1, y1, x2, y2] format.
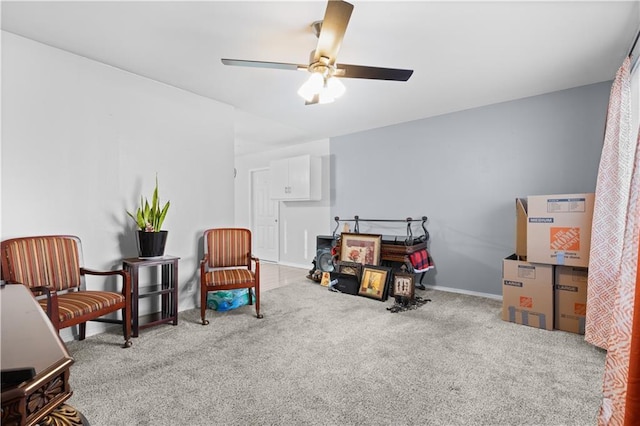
[502, 254, 554, 330]
[555, 266, 588, 334]
[527, 193, 595, 267]
[516, 198, 527, 259]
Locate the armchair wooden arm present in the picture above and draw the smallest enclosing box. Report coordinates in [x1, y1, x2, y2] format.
[251, 255, 260, 278]
[81, 268, 131, 297]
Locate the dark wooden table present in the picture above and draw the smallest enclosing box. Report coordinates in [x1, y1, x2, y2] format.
[1, 284, 80, 425]
[122, 256, 179, 337]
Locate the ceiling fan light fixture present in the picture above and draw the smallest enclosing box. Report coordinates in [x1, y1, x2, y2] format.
[297, 72, 325, 102]
[326, 76, 345, 99]
[297, 85, 315, 102]
[318, 88, 335, 104]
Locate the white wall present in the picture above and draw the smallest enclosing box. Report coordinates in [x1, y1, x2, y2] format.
[1, 32, 236, 339]
[235, 139, 331, 269]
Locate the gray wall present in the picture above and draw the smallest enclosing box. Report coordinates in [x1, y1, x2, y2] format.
[331, 81, 611, 297]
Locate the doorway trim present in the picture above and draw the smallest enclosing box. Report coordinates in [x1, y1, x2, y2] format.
[250, 167, 279, 262]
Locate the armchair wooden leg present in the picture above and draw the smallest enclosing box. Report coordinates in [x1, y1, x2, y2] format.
[201, 286, 209, 325]
[79, 322, 86, 340]
[122, 306, 132, 348]
[255, 286, 263, 319]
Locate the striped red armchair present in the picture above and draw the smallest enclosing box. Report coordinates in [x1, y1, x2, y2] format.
[200, 228, 263, 324]
[1, 235, 132, 348]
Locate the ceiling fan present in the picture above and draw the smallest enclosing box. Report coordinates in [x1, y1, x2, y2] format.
[221, 0, 413, 105]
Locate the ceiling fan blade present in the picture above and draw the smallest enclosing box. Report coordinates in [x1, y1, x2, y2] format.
[314, 0, 354, 65]
[221, 59, 307, 71]
[334, 64, 413, 81]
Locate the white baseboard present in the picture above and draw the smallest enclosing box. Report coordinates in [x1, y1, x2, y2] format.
[274, 262, 502, 300]
[273, 261, 502, 299]
[60, 321, 119, 343]
[274, 261, 312, 270]
[421, 284, 502, 301]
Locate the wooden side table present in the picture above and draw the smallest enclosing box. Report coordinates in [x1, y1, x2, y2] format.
[122, 256, 179, 337]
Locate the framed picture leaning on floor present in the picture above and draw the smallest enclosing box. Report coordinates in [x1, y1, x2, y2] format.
[358, 265, 391, 301]
[337, 260, 363, 281]
[392, 272, 415, 300]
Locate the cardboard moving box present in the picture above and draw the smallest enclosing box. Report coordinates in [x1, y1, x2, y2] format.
[555, 265, 588, 334]
[502, 254, 554, 330]
[526, 193, 595, 267]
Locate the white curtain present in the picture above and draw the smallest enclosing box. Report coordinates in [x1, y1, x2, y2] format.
[585, 56, 633, 349]
[585, 55, 640, 425]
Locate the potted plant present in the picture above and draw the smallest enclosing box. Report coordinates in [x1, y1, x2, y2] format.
[127, 175, 170, 258]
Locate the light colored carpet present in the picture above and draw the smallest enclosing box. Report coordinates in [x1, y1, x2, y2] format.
[66, 281, 606, 426]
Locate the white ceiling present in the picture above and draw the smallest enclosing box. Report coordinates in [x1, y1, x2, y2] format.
[2, 1, 639, 155]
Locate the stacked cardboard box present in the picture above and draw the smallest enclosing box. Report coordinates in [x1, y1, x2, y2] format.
[502, 254, 554, 330]
[527, 194, 594, 268]
[502, 193, 594, 334]
[555, 266, 589, 334]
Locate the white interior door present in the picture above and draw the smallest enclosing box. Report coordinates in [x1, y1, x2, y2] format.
[251, 169, 279, 262]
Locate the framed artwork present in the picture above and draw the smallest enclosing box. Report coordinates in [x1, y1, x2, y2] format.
[358, 265, 391, 301]
[339, 233, 382, 266]
[337, 261, 363, 281]
[320, 271, 331, 287]
[393, 272, 415, 300]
